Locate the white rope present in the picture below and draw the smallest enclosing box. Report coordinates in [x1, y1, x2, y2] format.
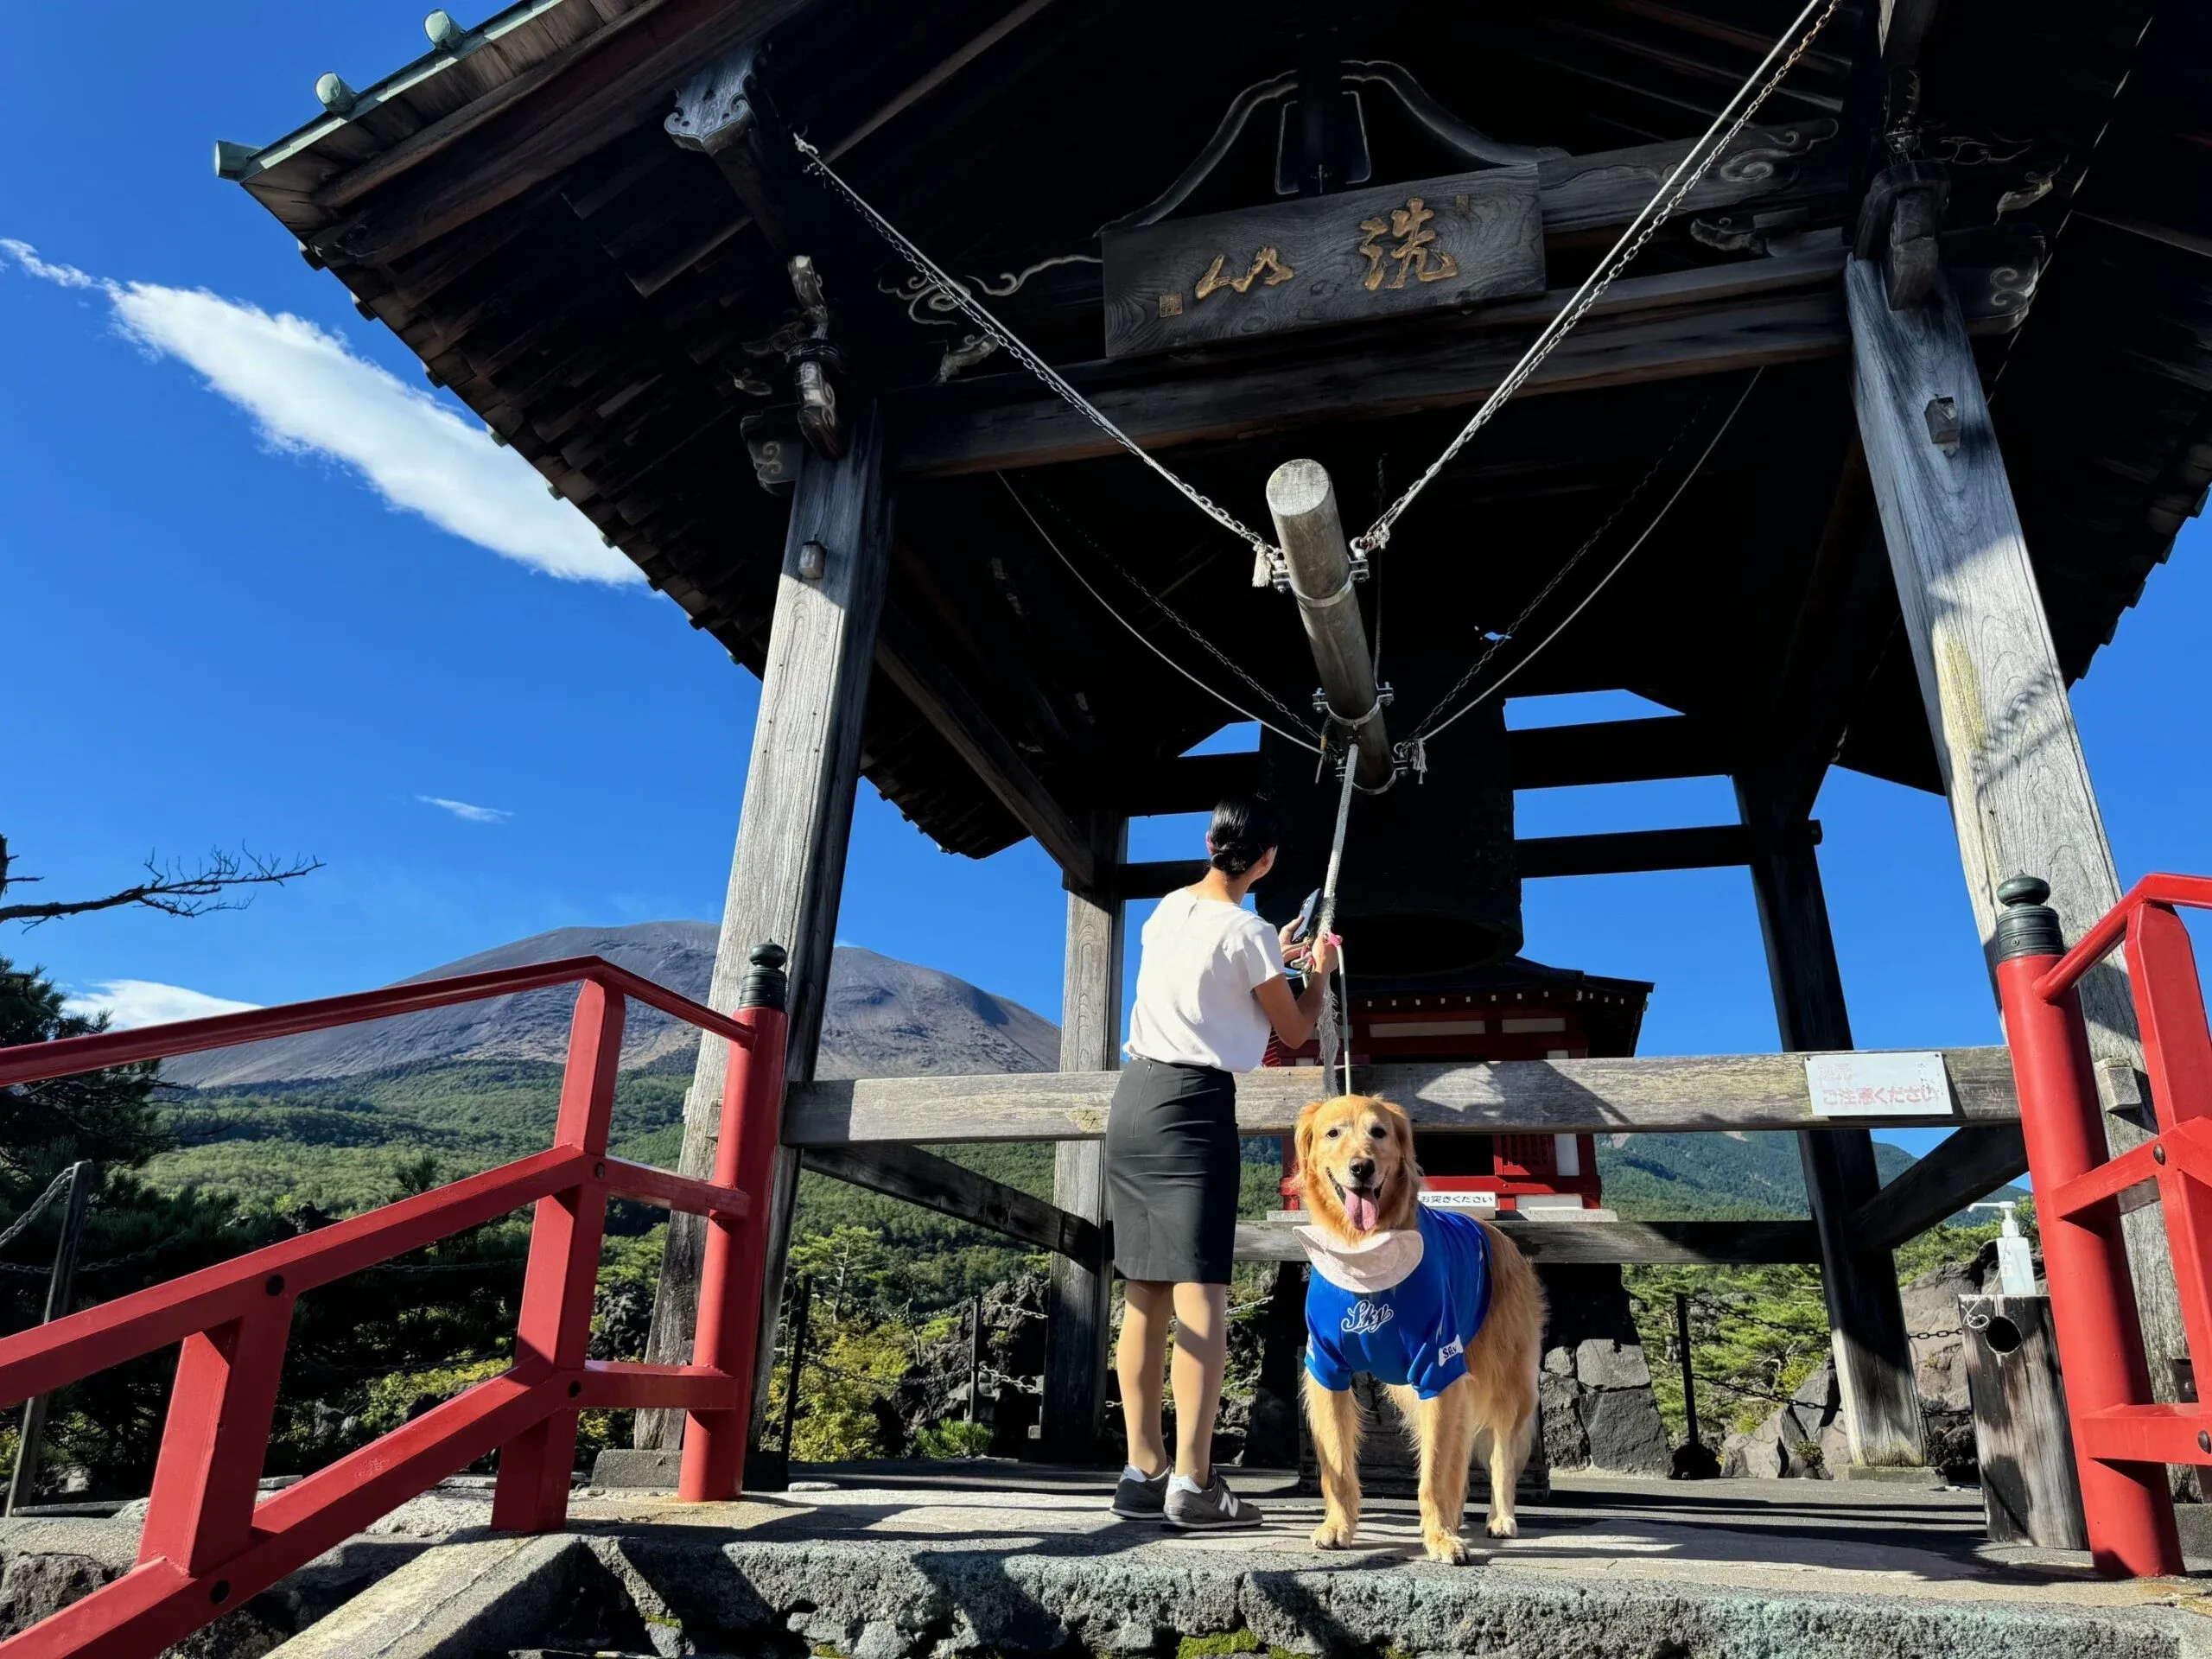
[1411, 368, 1762, 748]
[794, 136, 1279, 561]
[1312, 725, 1362, 1097]
[998, 476, 1325, 753]
[1351, 0, 1841, 555]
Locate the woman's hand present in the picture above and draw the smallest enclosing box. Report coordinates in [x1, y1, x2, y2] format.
[1278, 920, 1307, 967]
[1306, 932, 1340, 977]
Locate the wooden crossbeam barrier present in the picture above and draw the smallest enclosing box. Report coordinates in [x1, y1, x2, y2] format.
[798, 1144, 1103, 1264]
[784, 1046, 2020, 1146]
[1236, 1218, 1820, 1267]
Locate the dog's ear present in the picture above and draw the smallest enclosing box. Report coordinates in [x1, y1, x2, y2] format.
[1294, 1099, 1324, 1176]
[1379, 1096, 1417, 1170]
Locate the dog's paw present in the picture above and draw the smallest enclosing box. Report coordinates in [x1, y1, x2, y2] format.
[1484, 1512, 1520, 1540]
[1310, 1518, 1357, 1550]
[1423, 1529, 1471, 1565]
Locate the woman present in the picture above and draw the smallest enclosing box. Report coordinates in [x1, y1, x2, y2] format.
[1105, 794, 1340, 1530]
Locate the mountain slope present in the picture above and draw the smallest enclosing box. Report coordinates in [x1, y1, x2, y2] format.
[162, 925, 1058, 1087]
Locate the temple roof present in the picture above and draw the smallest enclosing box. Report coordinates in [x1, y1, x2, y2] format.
[223, 0, 2210, 861]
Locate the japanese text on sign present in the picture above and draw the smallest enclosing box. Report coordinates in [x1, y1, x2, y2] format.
[1803, 1052, 1955, 1119]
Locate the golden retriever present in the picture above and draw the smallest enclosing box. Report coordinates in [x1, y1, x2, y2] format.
[1294, 1094, 1545, 1562]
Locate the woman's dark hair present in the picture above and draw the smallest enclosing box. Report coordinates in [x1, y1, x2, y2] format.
[1208, 795, 1280, 876]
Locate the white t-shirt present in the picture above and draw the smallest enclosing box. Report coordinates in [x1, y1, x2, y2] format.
[1126, 888, 1285, 1073]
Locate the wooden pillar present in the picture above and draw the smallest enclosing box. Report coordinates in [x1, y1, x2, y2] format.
[1039, 817, 1125, 1459]
[1737, 783, 1927, 1466]
[639, 400, 892, 1458]
[1844, 257, 2187, 1410]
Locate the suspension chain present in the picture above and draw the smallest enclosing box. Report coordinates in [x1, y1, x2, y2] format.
[1353, 0, 1842, 555]
[795, 136, 1279, 561]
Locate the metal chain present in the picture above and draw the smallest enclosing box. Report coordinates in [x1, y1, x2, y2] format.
[794, 136, 1279, 561]
[1354, 0, 1842, 555]
[1000, 475, 1325, 751]
[0, 1168, 79, 1258]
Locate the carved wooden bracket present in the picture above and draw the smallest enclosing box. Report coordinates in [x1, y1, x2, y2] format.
[1854, 159, 1950, 310]
[785, 255, 847, 461]
[666, 44, 794, 256]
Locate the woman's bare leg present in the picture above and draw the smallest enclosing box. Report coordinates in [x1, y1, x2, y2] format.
[1169, 1281, 1230, 1482]
[1117, 1279, 1174, 1475]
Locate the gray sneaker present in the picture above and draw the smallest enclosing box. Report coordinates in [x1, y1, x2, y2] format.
[1111, 1466, 1170, 1518]
[1164, 1471, 1263, 1531]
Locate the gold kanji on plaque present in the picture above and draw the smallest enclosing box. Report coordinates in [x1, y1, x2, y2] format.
[1194, 245, 1295, 301]
[1358, 196, 1460, 291]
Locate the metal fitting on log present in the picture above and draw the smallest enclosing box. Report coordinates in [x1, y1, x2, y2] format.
[1267, 459, 1392, 788]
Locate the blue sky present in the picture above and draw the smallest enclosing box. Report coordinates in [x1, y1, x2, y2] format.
[6, 3, 2210, 1166]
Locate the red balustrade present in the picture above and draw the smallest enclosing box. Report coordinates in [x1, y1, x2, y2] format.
[1993, 874, 2212, 1577]
[0, 947, 790, 1659]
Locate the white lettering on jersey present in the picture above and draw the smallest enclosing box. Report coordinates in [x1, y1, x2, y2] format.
[1340, 1299, 1395, 1338]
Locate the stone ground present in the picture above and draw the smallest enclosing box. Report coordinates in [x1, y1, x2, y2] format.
[15, 1466, 2212, 1658]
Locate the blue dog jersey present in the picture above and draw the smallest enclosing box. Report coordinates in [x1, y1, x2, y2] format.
[1303, 1205, 1493, 1400]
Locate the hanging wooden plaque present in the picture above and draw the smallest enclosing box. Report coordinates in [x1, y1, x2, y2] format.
[1102, 167, 1547, 359]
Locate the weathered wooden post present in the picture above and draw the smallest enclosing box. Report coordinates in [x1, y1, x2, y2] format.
[967, 1292, 984, 1428]
[1962, 1293, 2088, 1549]
[1675, 1292, 1700, 1456]
[1266, 460, 1390, 785]
[1736, 782, 1925, 1467]
[777, 1275, 814, 1462]
[8, 1161, 92, 1516]
[1039, 816, 1125, 1460]
[1845, 250, 2186, 1416]
[640, 399, 893, 1473]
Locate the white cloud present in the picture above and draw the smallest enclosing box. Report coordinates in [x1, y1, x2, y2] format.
[1, 239, 639, 585]
[63, 980, 261, 1031]
[417, 794, 512, 824]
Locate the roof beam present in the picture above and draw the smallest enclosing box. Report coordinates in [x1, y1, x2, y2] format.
[1112, 752, 1266, 817]
[1508, 715, 1727, 789]
[1116, 821, 1807, 896]
[1514, 823, 1802, 878]
[1109, 716, 1728, 818]
[891, 251, 1851, 477]
[310, 0, 819, 265]
[874, 613, 1095, 887]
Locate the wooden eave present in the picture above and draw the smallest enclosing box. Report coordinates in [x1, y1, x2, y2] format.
[220, 0, 2210, 861]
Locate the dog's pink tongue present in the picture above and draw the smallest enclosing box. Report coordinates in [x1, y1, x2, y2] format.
[1345, 1190, 1380, 1232]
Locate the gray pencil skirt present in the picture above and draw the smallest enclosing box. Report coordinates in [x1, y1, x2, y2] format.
[1104, 1055, 1241, 1287]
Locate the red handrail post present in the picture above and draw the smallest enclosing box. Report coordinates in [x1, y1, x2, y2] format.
[492, 981, 626, 1531]
[680, 943, 790, 1502]
[1993, 877, 2182, 1577]
[136, 1299, 295, 1576]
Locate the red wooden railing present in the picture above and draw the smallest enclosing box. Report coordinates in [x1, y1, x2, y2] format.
[0, 944, 791, 1659]
[1993, 872, 2212, 1577]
